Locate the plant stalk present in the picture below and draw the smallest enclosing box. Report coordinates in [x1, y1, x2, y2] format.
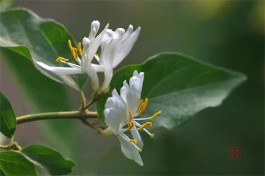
[16, 111, 97, 124]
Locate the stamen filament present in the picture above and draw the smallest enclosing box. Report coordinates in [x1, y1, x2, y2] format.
[143, 128, 155, 138]
[56, 57, 69, 62]
[149, 111, 161, 120]
[138, 122, 152, 130]
[133, 117, 150, 121]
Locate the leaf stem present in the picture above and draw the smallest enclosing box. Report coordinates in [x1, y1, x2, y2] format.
[0, 137, 21, 151]
[80, 91, 87, 108]
[16, 111, 97, 124]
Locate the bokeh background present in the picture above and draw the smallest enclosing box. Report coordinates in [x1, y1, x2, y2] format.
[0, 0, 264, 175]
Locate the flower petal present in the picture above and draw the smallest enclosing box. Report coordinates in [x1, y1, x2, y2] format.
[120, 80, 139, 115]
[104, 89, 128, 133]
[35, 61, 82, 75]
[112, 26, 141, 68]
[33, 61, 80, 90]
[130, 126, 144, 148]
[129, 71, 144, 100]
[117, 134, 143, 166]
[85, 64, 99, 90]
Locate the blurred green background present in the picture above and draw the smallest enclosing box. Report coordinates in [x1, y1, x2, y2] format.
[0, 0, 264, 175]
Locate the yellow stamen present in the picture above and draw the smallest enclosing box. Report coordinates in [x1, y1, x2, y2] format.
[130, 139, 138, 144]
[77, 42, 83, 56]
[128, 110, 134, 130]
[128, 121, 134, 130]
[143, 98, 149, 112]
[56, 57, 69, 62]
[137, 100, 143, 114]
[138, 122, 152, 130]
[137, 98, 149, 115]
[149, 111, 161, 120]
[68, 39, 78, 62]
[129, 110, 133, 122]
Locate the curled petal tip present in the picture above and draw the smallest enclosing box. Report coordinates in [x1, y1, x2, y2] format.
[91, 20, 100, 28]
[116, 28, 125, 35]
[112, 89, 118, 96]
[82, 37, 90, 48]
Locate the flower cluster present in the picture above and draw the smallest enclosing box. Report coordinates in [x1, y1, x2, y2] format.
[103, 71, 161, 166]
[34, 20, 161, 165]
[35, 21, 141, 92]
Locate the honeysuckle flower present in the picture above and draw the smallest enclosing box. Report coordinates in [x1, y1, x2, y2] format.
[99, 25, 141, 91]
[104, 71, 161, 166]
[34, 20, 141, 92]
[35, 20, 108, 90]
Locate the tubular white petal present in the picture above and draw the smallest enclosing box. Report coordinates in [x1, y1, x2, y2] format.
[122, 25, 134, 41]
[85, 64, 99, 90]
[112, 26, 141, 67]
[101, 65, 113, 91]
[104, 108, 121, 134]
[117, 135, 143, 166]
[130, 126, 144, 148]
[129, 72, 144, 98]
[84, 23, 109, 73]
[91, 64, 104, 72]
[34, 61, 80, 90]
[105, 90, 128, 134]
[82, 37, 90, 50]
[88, 20, 100, 39]
[120, 81, 139, 115]
[35, 62, 82, 75]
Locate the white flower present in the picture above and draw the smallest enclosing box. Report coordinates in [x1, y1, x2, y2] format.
[99, 25, 141, 91]
[35, 20, 108, 90]
[34, 21, 141, 92]
[104, 71, 161, 166]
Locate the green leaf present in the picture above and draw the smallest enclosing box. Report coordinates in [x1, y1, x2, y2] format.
[22, 145, 75, 175]
[0, 8, 81, 156]
[0, 151, 37, 176]
[0, 92, 16, 138]
[0, 8, 87, 89]
[0, 0, 15, 12]
[97, 53, 247, 128]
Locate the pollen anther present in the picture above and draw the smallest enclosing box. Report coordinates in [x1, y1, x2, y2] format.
[130, 139, 138, 144]
[138, 122, 152, 130]
[128, 121, 135, 130]
[149, 111, 161, 120]
[77, 42, 83, 56]
[68, 39, 79, 62]
[128, 110, 135, 130]
[137, 98, 149, 115]
[56, 57, 69, 62]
